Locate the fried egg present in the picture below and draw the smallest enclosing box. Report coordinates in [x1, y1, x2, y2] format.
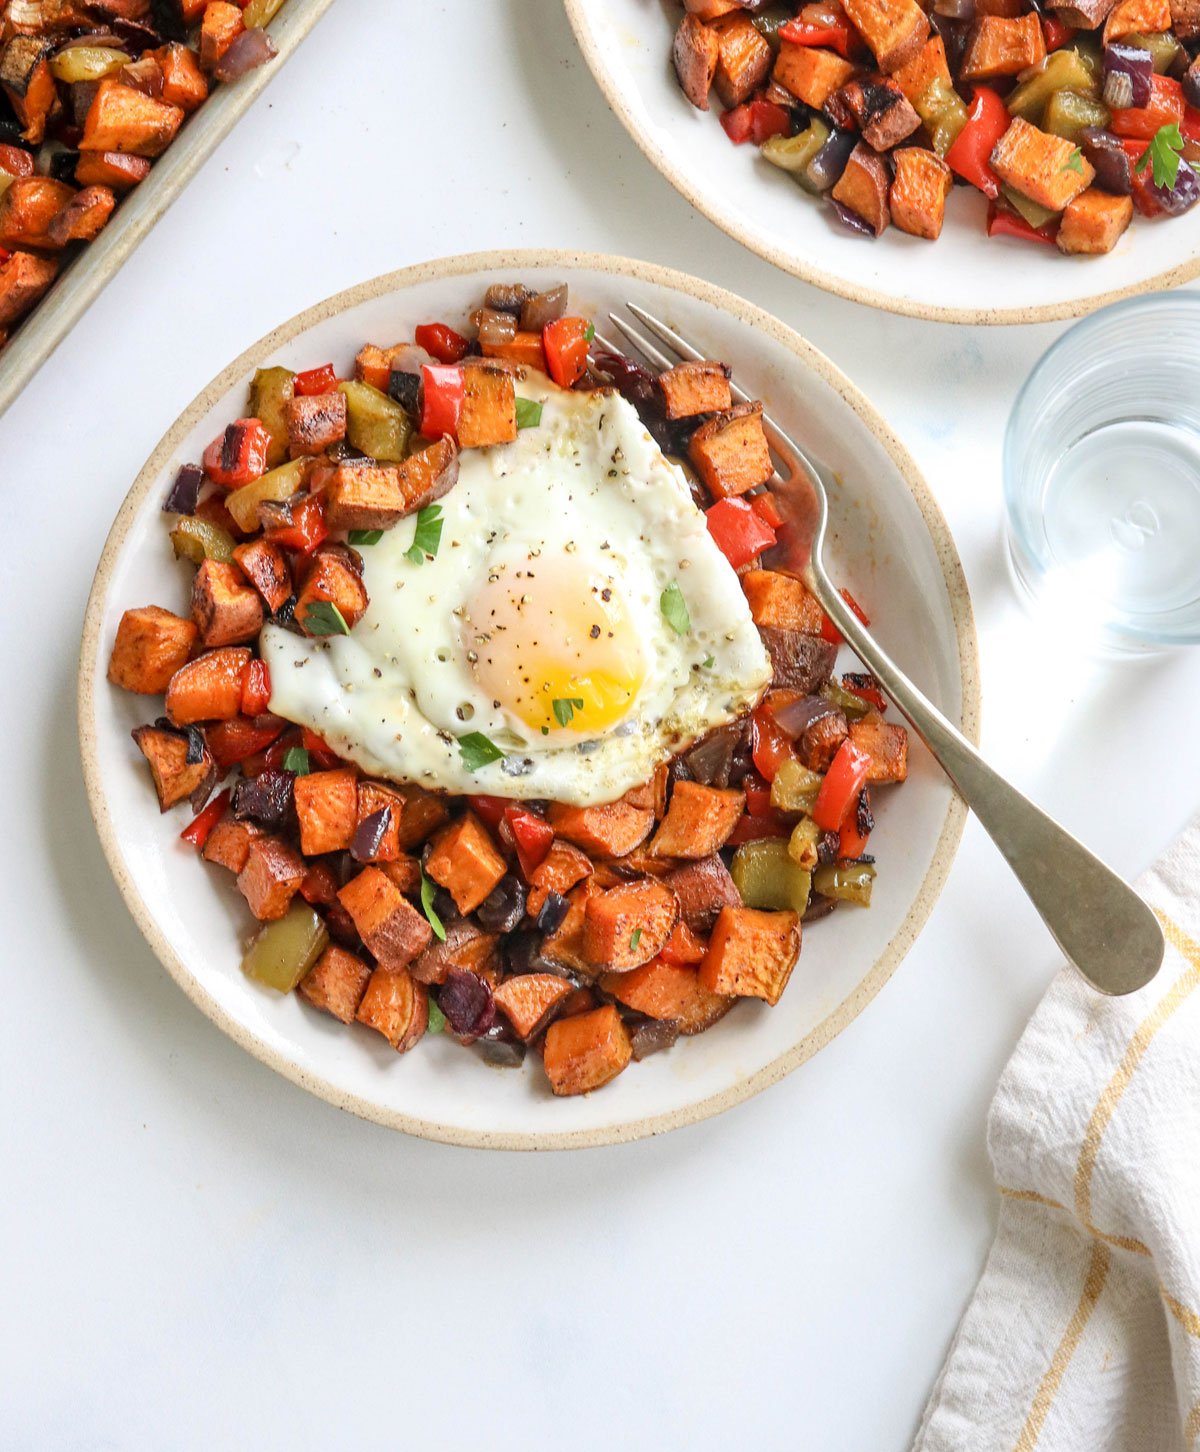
[262, 376, 771, 806]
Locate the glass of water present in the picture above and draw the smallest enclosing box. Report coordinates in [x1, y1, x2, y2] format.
[1004, 292, 1200, 652]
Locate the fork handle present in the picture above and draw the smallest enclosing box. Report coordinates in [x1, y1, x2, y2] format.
[812, 577, 1163, 996]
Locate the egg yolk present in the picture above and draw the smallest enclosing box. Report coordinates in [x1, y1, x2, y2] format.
[463, 560, 646, 735]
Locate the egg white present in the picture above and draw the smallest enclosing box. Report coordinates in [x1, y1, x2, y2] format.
[262, 377, 771, 806]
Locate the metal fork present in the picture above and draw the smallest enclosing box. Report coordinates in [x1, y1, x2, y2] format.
[598, 302, 1163, 997]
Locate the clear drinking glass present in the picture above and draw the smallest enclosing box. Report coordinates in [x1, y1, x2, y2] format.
[1004, 292, 1200, 652]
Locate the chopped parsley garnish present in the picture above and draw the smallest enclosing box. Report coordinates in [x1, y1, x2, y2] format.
[515, 397, 543, 429]
[282, 746, 310, 775]
[1137, 123, 1185, 190]
[303, 600, 350, 636]
[457, 731, 505, 771]
[426, 996, 446, 1034]
[1062, 147, 1084, 175]
[404, 504, 444, 565]
[552, 697, 585, 728]
[348, 529, 383, 546]
[584, 321, 595, 343]
[420, 873, 446, 942]
[702, 653, 715, 669]
[629, 928, 642, 950]
[660, 581, 691, 636]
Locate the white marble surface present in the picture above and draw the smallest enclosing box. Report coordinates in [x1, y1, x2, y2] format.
[3, 2, 1199, 1447]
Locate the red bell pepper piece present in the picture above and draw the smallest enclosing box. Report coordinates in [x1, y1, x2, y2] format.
[819, 588, 871, 645]
[1041, 15, 1074, 49]
[240, 658, 272, 717]
[542, 316, 591, 389]
[299, 859, 340, 906]
[742, 771, 774, 817]
[414, 322, 470, 365]
[750, 705, 794, 783]
[502, 804, 555, 878]
[202, 418, 270, 489]
[294, 363, 338, 397]
[812, 739, 871, 831]
[838, 810, 871, 860]
[721, 98, 791, 146]
[180, 789, 231, 848]
[420, 363, 465, 440]
[1183, 108, 1200, 145]
[1110, 76, 1185, 141]
[728, 812, 790, 845]
[1121, 138, 1167, 216]
[749, 490, 784, 530]
[301, 728, 343, 769]
[985, 201, 1058, 244]
[945, 86, 1008, 199]
[206, 716, 287, 772]
[467, 794, 509, 830]
[841, 673, 887, 712]
[0, 144, 34, 177]
[705, 496, 777, 569]
[778, 15, 856, 59]
[264, 491, 329, 554]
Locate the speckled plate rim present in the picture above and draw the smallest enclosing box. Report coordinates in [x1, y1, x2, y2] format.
[563, 0, 1200, 326]
[78, 248, 980, 1151]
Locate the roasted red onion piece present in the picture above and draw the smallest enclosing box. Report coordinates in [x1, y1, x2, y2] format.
[830, 199, 875, 236]
[630, 1019, 680, 1061]
[439, 970, 496, 1040]
[682, 722, 746, 787]
[519, 283, 568, 333]
[808, 127, 858, 192]
[1104, 43, 1153, 109]
[1147, 161, 1200, 215]
[1080, 127, 1133, 195]
[475, 306, 517, 350]
[163, 464, 204, 516]
[350, 807, 392, 863]
[233, 769, 295, 832]
[476, 874, 527, 934]
[213, 27, 277, 83]
[770, 694, 839, 738]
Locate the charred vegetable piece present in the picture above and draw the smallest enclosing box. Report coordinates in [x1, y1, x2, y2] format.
[242, 901, 329, 992]
[170, 515, 235, 564]
[730, 838, 813, 912]
[337, 379, 412, 462]
[813, 860, 877, 905]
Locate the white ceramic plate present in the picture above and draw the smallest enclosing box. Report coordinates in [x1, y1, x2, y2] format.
[78, 250, 979, 1149]
[565, 0, 1200, 324]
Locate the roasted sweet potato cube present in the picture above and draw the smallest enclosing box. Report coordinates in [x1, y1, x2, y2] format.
[600, 959, 733, 1035]
[411, 920, 501, 987]
[667, 856, 742, 934]
[842, 0, 929, 71]
[294, 769, 358, 856]
[0, 249, 57, 327]
[687, 402, 773, 499]
[1057, 188, 1134, 255]
[131, 724, 213, 811]
[832, 142, 891, 235]
[108, 605, 197, 694]
[892, 34, 951, 105]
[648, 781, 745, 859]
[711, 11, 773, 106]
[659, 360, 732, 419]
[540, 880, 601, 975]
[47, 184, 115, 246]
[961, 14, 1046, 80]
[201, 812, 262, 874]
[0, 177, 75, 250]
[424, 811, 507, 914]
[237, 835, 306, 921]
[525, 839, 593, 918]
[354, 342, 406, 391]
[190, 559, 264, 648]
[741, 569, 825, 632]
[773, 42, 859, 108]
[546, 799, 655, 858]
[199, 1, 245, 70]
[838, 77, 921, 150]
[117, 54, 165, 99]
[299, 944, 372, 1024]
[699, 905, 801, 1006]
[338, 866, 432, 969]
[73, 149, 150, 191]
[890, 146, 953, 238]
[295, 547, 368, 634]
[381, 855, 422, 896]
[165, 646, 249, 724]
[391, 784, 450, 849]
[990, 116, 1093, 212]
[80, 80, 183, 158]
[232, 538, 292, 613]
[459, 361, 517, 449]
[1172, 0, 1200, 36]
[543, 1005, 632, 1095]
[353, 780, 407, 862]
[1104, 0, 1171, 37]
[848, 711, 909, 782]
[286, 391, 347, 457]
[673, 11, 720, 109]
[684, 0, 745, 15]
[356, 966, 428, 1052]
[395, 437, 460, 513]
[322, 462, 406, 531]
[154, 42, 208, 111]
[661, 920, 708, 965]
[494, 974, 573, 1039]
[1, 37, 58, 144]
[583, 878, 679, 971]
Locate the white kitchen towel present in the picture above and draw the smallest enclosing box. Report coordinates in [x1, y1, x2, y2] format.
[914, 816, 1200, 1452]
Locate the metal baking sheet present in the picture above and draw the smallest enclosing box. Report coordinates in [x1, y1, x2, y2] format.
[0, 0, 335, 420]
